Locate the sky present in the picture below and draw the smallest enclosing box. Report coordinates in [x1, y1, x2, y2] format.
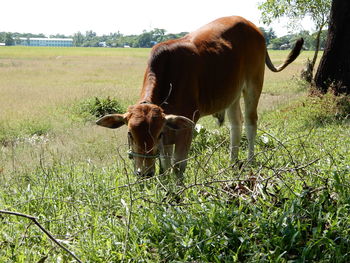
[1, 0, 315, 37]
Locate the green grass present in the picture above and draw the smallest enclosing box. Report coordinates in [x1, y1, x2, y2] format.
[1, 47, 349, 262]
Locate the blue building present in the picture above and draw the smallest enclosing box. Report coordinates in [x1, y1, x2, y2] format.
[17, 37, 73, 47]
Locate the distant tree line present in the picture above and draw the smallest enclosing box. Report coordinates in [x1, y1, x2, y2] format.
[72, 29, 188, 47]
[259, 27, 328, 50]
[0, 32, 70, 46]
[1, 28, 327, 50]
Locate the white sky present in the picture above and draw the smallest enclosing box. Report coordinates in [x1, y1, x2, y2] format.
[1, 0, 314, 37]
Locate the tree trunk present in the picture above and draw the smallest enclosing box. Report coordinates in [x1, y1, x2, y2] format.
[301, 26, 323, 83]
[314, 0, 350, 94]
[311, 26, 322, 70]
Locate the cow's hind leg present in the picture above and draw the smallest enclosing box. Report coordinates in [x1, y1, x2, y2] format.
[212, 110, 225, 126]
[243, 79, 263, 161]
[227, 99, 243, 161]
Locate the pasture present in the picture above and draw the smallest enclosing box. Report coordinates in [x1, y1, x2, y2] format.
[1, 46, 349, 262]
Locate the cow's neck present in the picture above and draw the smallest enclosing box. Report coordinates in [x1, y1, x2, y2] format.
[139, 71, 171, 107]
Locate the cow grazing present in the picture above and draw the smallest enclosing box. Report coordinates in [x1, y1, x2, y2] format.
[96, 16, 303, 178]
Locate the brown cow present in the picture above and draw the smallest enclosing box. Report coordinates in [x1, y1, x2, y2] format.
[96, 16, 303, 178]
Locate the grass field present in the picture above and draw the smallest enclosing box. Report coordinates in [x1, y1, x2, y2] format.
[1, 46, 349, 262]
[0, 46, 311, 173]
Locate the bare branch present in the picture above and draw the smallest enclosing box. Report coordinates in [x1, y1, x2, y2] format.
[117, 147, 133, 262]
[0, 210, 82, 263]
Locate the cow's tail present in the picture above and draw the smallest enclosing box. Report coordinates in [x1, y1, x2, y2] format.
[265, 38, 304, 72]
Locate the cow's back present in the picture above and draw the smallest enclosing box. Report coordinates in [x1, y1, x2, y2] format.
[141, 16, 266, 120]
[189, 16, 266, 116]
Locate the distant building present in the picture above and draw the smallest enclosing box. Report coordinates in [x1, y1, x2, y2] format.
[280, 43, 290, 50]
[16, 37, 73, 47]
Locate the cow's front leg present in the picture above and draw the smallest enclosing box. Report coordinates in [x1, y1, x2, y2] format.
[173, 127, 193, 183]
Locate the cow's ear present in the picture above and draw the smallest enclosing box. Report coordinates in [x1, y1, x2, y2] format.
[96, 114, 127, 129]
[165, 115, 195, 130]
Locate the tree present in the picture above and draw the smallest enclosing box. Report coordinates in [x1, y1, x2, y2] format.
[135, 31, 153, 47]
[50, 34, 68, 38]
[153, 28, 166, 43]
[73, 32, 84, 47]
[259, 27, 277, 46]
[259, 0, 331, 82]
[85, 30, 96, 40]
[270, 35, 293, 49]
[5, 33, 14, 46]
[314, 0, 350, 94]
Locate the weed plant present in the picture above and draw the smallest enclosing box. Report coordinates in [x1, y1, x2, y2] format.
[75, 96, 126, 120]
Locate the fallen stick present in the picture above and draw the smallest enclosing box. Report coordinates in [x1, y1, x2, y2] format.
[0, 210, 83, 263]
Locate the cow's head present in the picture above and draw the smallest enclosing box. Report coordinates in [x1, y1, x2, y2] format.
[96, 103, 194, 177]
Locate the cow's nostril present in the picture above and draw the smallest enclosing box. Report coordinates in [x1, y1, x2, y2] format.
[135, 168, 154, 177]
[145, 171, 154, 178]
[135, 168, 142, 177]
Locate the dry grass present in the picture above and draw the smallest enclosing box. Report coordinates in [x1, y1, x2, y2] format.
[0, 47, 315, 120]
[0, 47, 148, 122]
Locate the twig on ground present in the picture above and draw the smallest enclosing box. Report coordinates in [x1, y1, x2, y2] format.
[117, 147, 133, 262]
[0, 210, 82, 263]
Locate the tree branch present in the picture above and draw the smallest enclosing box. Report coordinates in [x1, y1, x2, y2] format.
[0, 210, 82, 263]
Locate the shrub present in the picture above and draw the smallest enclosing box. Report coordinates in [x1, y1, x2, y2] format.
[306, 92, 350, 126]
[334, 94, 350, 120]
[76, 96, 125, 120]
